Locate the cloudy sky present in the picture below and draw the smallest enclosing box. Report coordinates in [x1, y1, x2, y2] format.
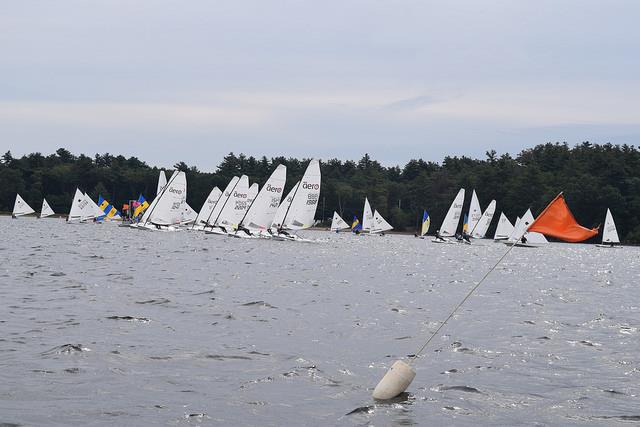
[2, 1, 639, 170]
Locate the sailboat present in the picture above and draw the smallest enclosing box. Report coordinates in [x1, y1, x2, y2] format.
[504, 209, 548, 247]
[418, 210, 430, 238]
[206, 175, 250, 234]
[203, 176, 240, 231]
[137, 170, 187, 231]
[220, 182, 259, 233]
[432, 188, 465, 243]
[98, 196, 118, 220]
[596, 208, 622, 248]
[370, 210, 393, 234]
[466, 190, 482, 234]
[12, 194, 35, 218]
[235, 164, 287, 238]
[330, 211, 350, 232]
[361, 198, 374, 233]
[180, 202, 198, 226]
[39, 198, 55, 219]
[67, 188, 93, 223]
[493, 212, 514, 241]
[85, 193, 107, 221]
[275, 159, 321, 241]
[271, 182, 299, 231]
[192, 187, 222, 230]
[471, 200, 497, 238]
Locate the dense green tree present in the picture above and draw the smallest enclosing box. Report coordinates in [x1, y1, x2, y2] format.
[2, 143, 639, 242]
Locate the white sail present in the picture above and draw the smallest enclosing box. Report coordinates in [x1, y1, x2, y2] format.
[247, 183, 259, 209]
[216, 175, 250, 230]
[493, 212, 514, 240]
[271, 182, 299, 229]
[142, 170, 187, 226]
[362, 198, 374, 232]
[370, 210, 393, 233]
[467, 190, 482, 234]
[241, 164, 287, 232]
[509, 209, 547, 244]
[68, 188, 90, 222]
[602, 208, 620, 244]
[507, 216, 522, 241]
[283, 159, 321, 230]
[330, 211, 350, 231]
[85, 193, 105, 220]
[205, 176, 239, 227]
[472, 199, 496, 238]
[180, 202, 198, 225]
[40, 198, 55, 218]
[157, 170, 167, 196]
[194, 187, 222, 226]
[439, 188, 465, 237]
[12, 194, 35, 217]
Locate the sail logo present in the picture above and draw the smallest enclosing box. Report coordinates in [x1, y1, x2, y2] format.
[168, 187, 183, 195]
[302, 182, 319, 190]
[266, 184, 282, 193]
[233, 191, 247, 198]
[454, 203, 462, 208]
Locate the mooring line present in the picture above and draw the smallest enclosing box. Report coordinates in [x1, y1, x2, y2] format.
[408, 239, 520, 364]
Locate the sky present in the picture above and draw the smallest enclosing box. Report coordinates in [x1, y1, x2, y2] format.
[1, 0, 639, 170]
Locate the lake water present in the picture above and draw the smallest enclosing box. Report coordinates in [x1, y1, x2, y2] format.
[1, 216, 639, 426]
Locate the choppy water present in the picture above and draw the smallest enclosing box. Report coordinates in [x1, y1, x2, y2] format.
[1, 216, 639, 426]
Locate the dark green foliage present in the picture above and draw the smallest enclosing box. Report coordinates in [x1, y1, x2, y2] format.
[1, 143, 639, 242]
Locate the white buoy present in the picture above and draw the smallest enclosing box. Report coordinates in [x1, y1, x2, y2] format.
[372, 360, 416, 400]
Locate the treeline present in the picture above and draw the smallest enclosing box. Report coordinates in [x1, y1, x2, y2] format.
[1, 143, 639, 242]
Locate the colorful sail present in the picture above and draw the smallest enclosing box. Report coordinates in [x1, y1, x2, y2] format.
[420, 210, 430, 236]
[98, 195, 122, 220]
[462, 213, 469, 232]
[133, 195, 149, 217]
[351, 216, 362, 232]
[527, 193, 599, 242]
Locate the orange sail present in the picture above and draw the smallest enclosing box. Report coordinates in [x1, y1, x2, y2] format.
[527, 193, 598, 242]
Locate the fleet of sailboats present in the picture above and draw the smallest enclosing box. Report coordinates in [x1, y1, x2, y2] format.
[7, 161, 624, 246]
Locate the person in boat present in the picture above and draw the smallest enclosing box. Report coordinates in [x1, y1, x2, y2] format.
[520, 235, 527, 244]
[276, 225, 291, 237]
[237, 224, 252, 236]
[434, 229, 446, 242]
[455, 232, 463, 241]
[462, 231, 471, 243]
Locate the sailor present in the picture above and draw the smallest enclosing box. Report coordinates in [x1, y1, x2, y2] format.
[435, 229, 446, 242]
[520, 235, 528, 244]
[462, 231, 471, 243]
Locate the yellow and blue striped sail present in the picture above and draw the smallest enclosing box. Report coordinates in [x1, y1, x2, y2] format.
[98, 195, 122, 220]
[351, 216, 362, 232]
[133, 194, 149, 217]
[421, 210, 430, 236]
[463, 213, 469, 232]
